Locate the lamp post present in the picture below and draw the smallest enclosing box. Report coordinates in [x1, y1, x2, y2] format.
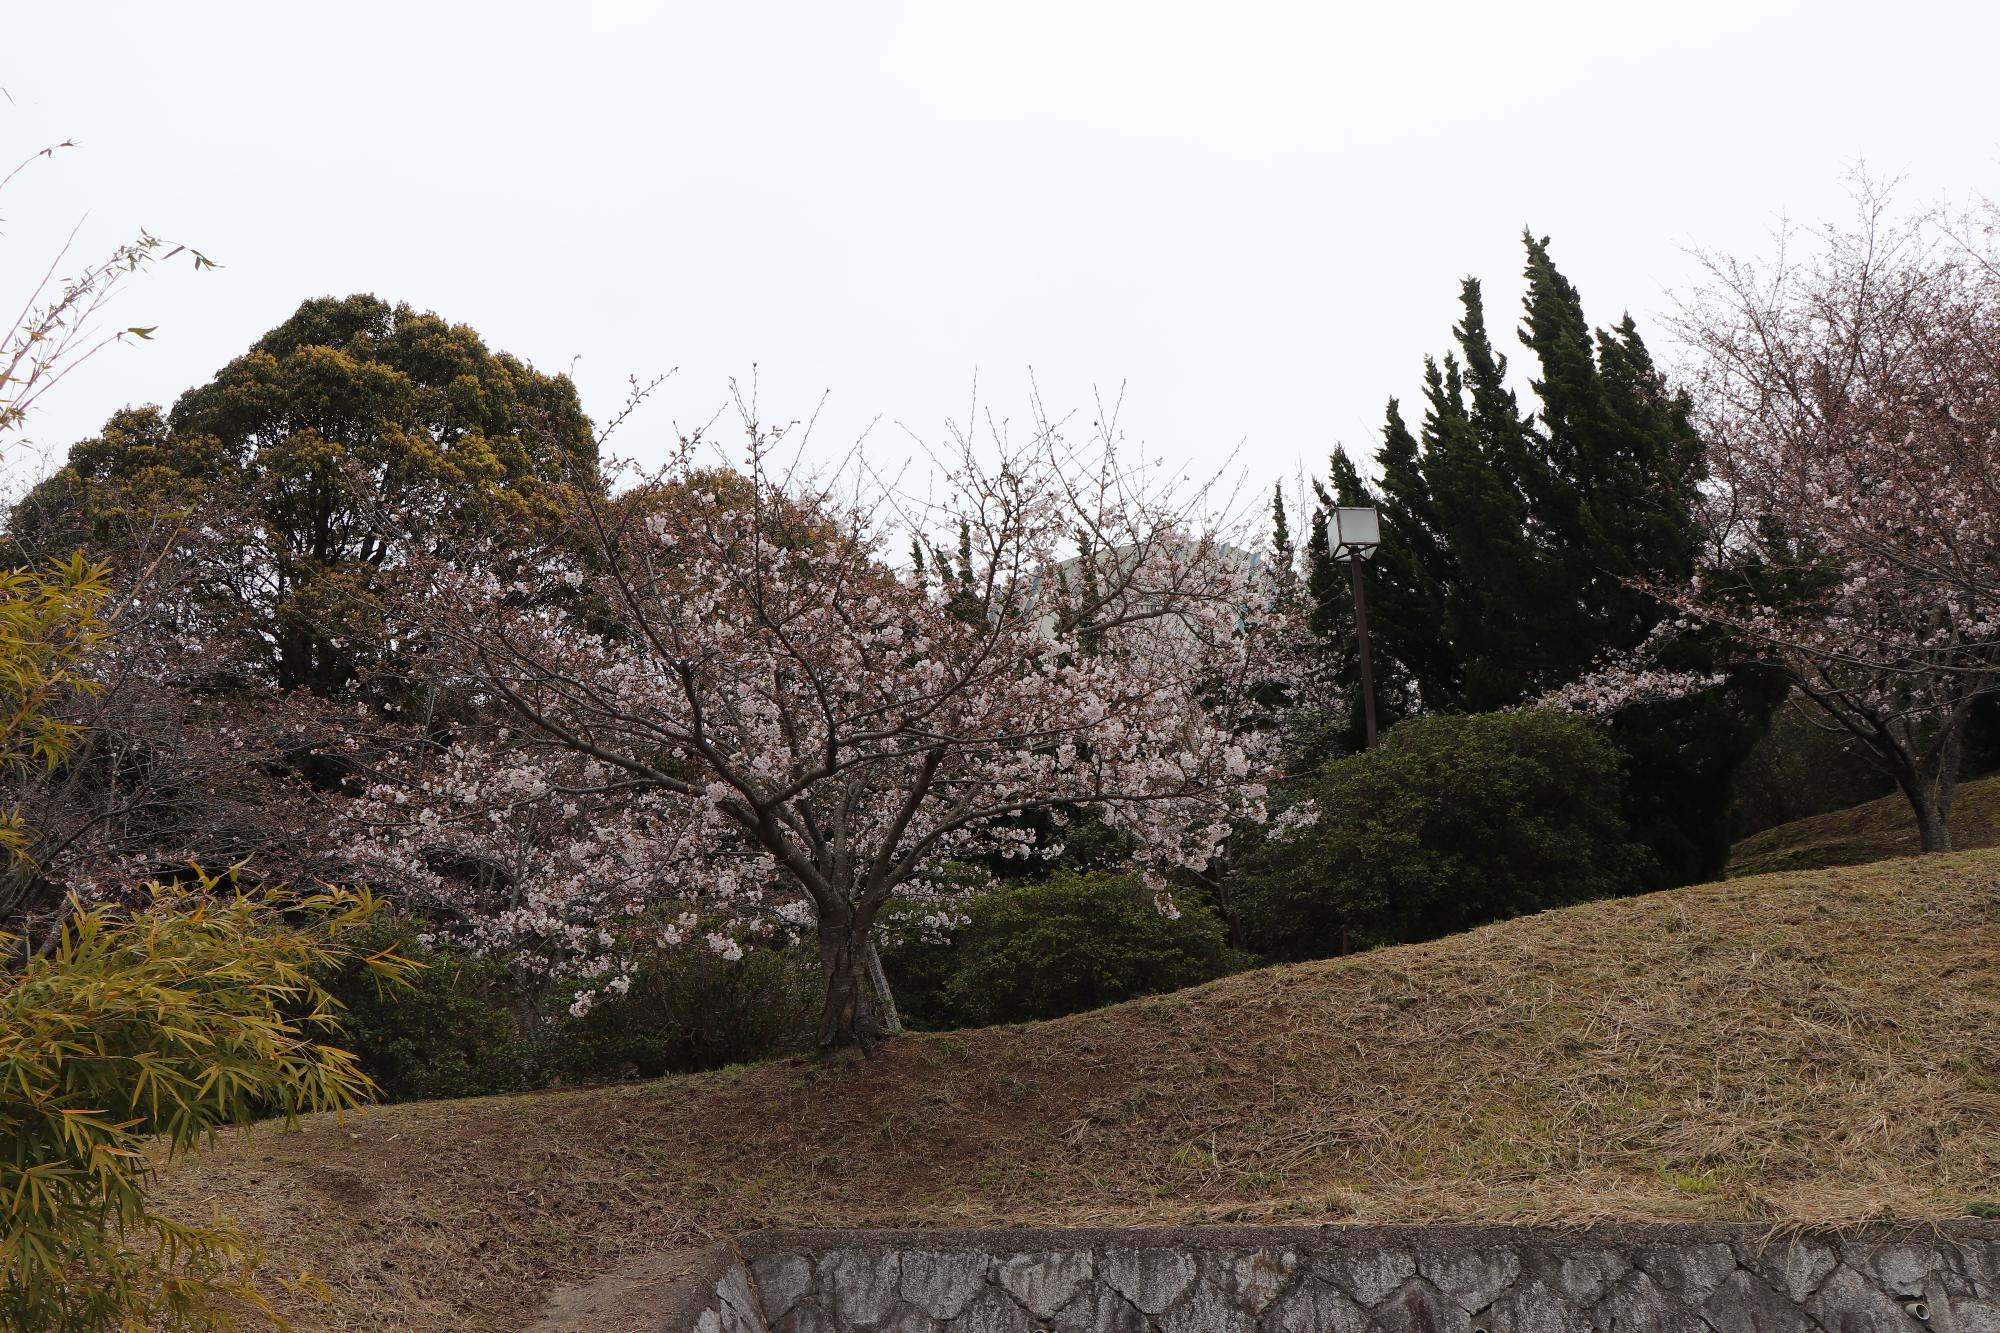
[1332, 506, 1381, 748]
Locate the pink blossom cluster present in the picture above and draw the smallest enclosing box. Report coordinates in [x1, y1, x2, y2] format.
[343, 742, 806, 1009]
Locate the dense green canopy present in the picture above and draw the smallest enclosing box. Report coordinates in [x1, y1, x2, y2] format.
[11, 295, 597, 695]
[1304, 236, 1781, 883]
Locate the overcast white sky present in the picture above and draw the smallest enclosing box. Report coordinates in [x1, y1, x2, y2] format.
[7, 2, 1998, 500]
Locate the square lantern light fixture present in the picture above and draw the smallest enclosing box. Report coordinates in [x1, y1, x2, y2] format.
[1332, 506, 1381, 561]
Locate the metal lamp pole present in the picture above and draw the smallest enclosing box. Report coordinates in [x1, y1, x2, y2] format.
[1333, 507, 1382, 748]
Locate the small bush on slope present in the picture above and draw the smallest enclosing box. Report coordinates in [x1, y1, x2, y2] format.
[939, 871, 1245, 1025]
[553, 940, 819, 1080]
[322, 921, 820, 1100]
[1241, 709, 1645, 958]
[1728, 701, 1895, 839]
[315, 917, 529, 1102]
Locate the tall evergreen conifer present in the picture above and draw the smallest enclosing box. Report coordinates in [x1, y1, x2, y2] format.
[1300, 235, 1780, 884]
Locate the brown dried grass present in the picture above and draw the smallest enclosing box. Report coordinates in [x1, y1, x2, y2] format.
[1727, 773, 2000, 876]
[156, 851, 2000, 1330]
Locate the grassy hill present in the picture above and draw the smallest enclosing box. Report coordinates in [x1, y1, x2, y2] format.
[157, 852, 2000, 1331]
[1727, 774, 2000, 877]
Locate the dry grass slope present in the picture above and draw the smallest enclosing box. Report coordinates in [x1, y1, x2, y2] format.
[1727, 774, 2000, 877]
[158, 852, 2000, 1331]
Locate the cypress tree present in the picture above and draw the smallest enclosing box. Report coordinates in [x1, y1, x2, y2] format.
[1269, 481, 1292, 563]
[1301, 235, 1782, 884]
[1366, 399, 1456, 716]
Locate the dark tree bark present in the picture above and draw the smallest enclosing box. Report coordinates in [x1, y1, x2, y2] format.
[1890, 716, 1963, 854]
[814, 909, 890, 1051]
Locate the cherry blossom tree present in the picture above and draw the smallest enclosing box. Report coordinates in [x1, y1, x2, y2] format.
[345, 738, 802, 1017]
[0, 509, 367, 950]
[392, 414, 1303, 1048]
[1546, 190, 2000, 851]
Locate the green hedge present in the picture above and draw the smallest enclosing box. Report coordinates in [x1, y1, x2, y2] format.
[321, 919, 817, 1101]
[553, 943, 817, 1080]
[319, 919, 531, 1102]
[1240, 709, 1645, 959]
[888, 871, 1246, 1027]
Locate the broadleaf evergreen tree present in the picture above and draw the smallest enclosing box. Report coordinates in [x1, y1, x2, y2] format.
[11, 295, 598, 699]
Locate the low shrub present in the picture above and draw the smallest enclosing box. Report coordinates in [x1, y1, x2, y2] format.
[343, 873, 1231, 1088]
[1240, 709, 1646, 958]
[1728, 700, 1895, 839]
[936, 871, 1245, 1026]
[553, 941, 819, 1079]
[876, 897, 970, 1030]
[325, 920, 821, 1097]
[319, 917, 533, 1102]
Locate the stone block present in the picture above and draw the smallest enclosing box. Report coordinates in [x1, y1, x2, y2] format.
[754, 1253, 816, 1322]
[995, 1250, 1093, 1318]
[1371, 1274, 1476, 1332]
[772, 1300, 841, 1333]
[1265, 1275, 1371, 1333]
[1472, 1275, 1593, 1332]
[1043, 1283, 1154, 1333]
[1542, 1247, 1628, 1308]
[1636, 1240, 1738, 1309]
[1698, 1266, 1821, 1333]
[716, 1263, 765, 1332]
[953, 1285, 1041, 1333]
[1945, 1294, 2000, 1333]
[899, 1250, 991, 1320]
[1156, 1272, 1262, 1333]
[1099, 1246, 1199, 1315]
[1804, 1263, 1924, 1331]
[1221, 1247, 1299, 1314]
[1862, 1241, 1939, 1297]
[1590, 1268, 1708, 1333]
[1737, 1234, 1839, 1305]
[1421, 1243, 1523, 1313]
[1313, 1242, 1418, 1305]
[817, 1251, 900, 1328]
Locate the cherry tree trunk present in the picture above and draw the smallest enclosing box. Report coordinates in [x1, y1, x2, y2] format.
[1891, 763, 1956, 853]
[1906, 785, 1954, 853]
[815, 916, 891, 1051]
[1880, 714, 1964, 855]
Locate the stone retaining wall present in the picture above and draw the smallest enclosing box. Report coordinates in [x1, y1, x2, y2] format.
[658, 1222, 2000, 1332]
